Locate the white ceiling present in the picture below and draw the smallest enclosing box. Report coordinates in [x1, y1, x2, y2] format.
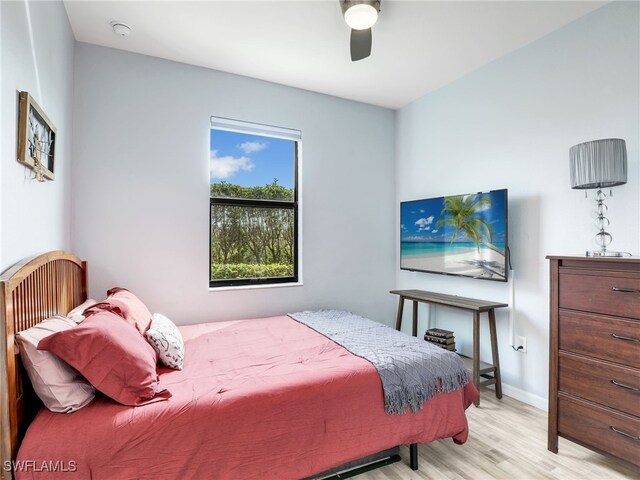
[63, 1, 607, 109]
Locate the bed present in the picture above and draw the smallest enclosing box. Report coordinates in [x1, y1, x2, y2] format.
[1, 251, 478, 479]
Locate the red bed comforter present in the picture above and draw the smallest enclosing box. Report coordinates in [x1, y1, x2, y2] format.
[16, 316, 478, 479]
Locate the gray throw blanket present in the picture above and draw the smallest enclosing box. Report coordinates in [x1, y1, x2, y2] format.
[288, 310, 468, 415]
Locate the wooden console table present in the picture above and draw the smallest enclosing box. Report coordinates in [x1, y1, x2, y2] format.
[390, 289, 508, 406]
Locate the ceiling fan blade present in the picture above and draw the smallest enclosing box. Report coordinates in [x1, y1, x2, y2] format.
[350, 28, 372, 61]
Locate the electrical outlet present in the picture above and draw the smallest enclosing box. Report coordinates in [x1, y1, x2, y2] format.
[516, 335, 527, 353]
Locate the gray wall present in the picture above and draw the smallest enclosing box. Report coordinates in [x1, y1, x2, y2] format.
[1, 0, 75, 271]
[395, 2, 639, 407]
[71, 43, 397, 326]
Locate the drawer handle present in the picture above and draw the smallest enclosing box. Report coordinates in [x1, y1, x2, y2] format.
[611, 379, 640, 392]
[609, 425, 640, 441]
[611, 286, 640, 294]
[610, 333, 640, 343]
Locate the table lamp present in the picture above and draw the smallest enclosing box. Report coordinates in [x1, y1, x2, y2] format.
[569, 138, 628, 257]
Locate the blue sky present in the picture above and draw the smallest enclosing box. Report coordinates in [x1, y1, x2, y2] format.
[401, 190, 507, 243]
[210, 129, 294, 189]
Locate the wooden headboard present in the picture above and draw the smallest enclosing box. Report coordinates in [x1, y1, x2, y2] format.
[0, 251, 87, 468]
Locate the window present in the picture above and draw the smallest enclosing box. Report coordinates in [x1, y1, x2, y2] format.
[209, 117, 300, 288]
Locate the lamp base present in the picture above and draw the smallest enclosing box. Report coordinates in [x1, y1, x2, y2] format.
[585, 250, 625, 257]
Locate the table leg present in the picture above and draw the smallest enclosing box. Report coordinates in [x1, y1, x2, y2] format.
[488, 309, 503, 399]
[412, 301, 418, 337]
[473, 311, 480, 406]
[395, 296, 405, 331]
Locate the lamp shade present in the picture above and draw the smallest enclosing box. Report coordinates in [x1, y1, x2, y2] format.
[569, 138, 628, 189]
[341, 1, 381, 30]
[344, 4, 378, 30]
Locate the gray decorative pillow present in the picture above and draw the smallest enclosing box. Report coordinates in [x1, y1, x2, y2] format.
[145, 313, 184, 370]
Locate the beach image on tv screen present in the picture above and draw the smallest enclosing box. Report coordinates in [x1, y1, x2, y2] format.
[400, 190, 507, 281]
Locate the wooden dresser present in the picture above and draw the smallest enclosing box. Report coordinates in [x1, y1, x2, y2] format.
[547, 256, 640, 468]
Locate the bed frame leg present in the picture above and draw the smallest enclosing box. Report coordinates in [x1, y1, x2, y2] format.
[409, 443, 418, 470]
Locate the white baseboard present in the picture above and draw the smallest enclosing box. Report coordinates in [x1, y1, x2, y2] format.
[494, 382, 548, 411]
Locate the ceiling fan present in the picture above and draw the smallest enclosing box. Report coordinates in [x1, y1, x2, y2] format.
[340, 0, 381, 61]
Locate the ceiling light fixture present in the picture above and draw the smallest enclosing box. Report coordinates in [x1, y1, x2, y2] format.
[343, 1, 379, 30]
[110, 21, 132, 37]
[340, 1, 381, 61]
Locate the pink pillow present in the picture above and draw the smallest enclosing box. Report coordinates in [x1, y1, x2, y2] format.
[85, 287, 153, 334]
[38, 310, 170, 406]
[16, 316, 95, 412]
[67, 298, 98, 323]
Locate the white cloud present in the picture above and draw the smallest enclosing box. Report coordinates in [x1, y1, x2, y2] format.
[463, 194, 491, 212]
[432, 229, 438, 233]
[419, 209, 425, 213]
[237, 141, 267, 154]
[210, 150, 254, 179]
[403, 235, 428, 242]
[414, 216, 434, 228]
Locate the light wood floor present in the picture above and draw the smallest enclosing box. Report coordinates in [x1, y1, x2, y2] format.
[359, 390, 639, 480]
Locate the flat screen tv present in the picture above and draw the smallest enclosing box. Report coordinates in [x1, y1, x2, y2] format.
[400, 189, 508, 282]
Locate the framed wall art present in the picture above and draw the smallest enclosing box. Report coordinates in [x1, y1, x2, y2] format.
[17, 91, 56, 181]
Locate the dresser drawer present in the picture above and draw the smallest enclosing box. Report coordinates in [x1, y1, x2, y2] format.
[559, 352, 640, 416]
[559, 311, 640, 368]
[559, 394, 640, 467]
[559, 270, 640, 319]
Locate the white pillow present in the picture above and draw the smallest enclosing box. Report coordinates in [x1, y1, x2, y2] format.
[16, 316, 95, 412]
[67, 298, 98, 323]
[146, 314, 184, 370]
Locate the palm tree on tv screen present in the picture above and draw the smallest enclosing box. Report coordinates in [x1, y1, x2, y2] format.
[435, 194, 505, 256]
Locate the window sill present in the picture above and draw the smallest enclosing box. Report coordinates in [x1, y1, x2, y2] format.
[209, 282, 303, 292]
